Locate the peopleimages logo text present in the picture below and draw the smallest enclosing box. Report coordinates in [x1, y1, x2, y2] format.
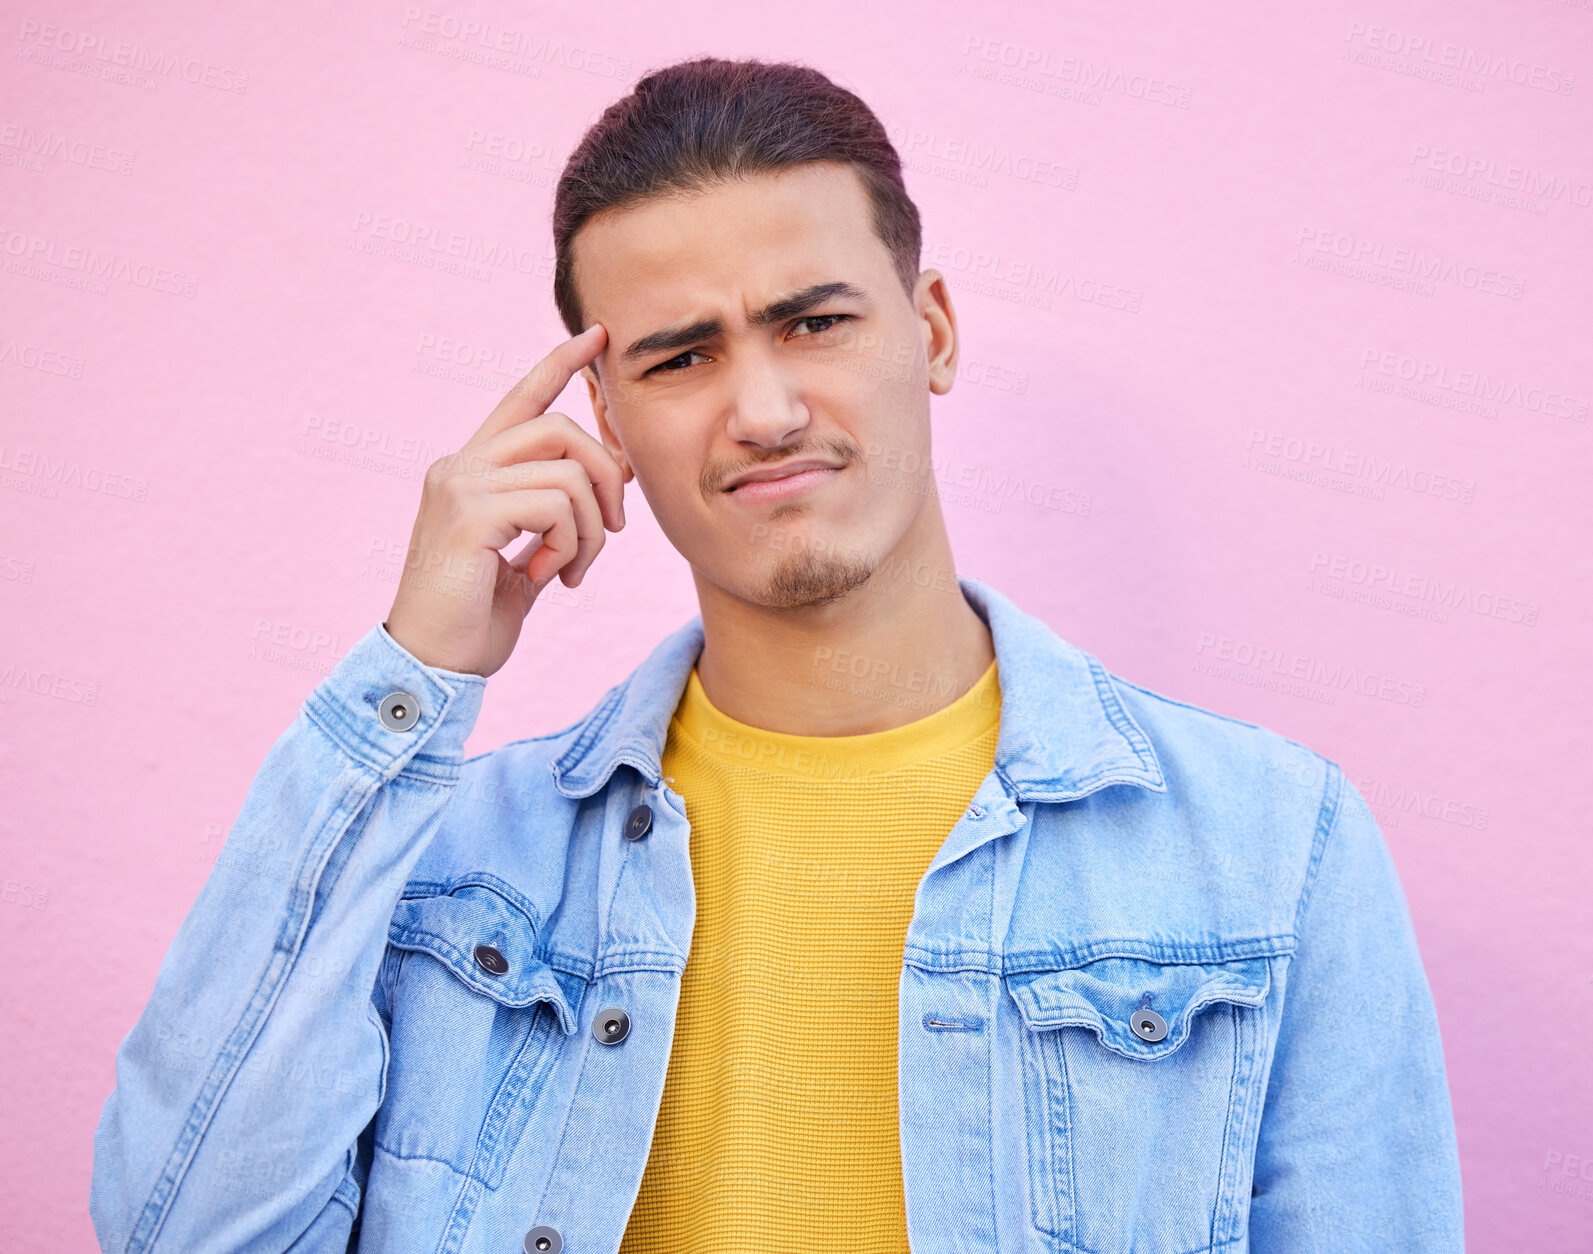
[1297, 227, 1524, 299]
[1307, 552, 1538, 625]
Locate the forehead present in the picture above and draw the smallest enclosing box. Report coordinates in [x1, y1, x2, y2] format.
[569, 162, 893, 330]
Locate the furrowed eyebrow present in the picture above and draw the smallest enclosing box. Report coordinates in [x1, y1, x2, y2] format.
[746, 281, 868, 327]
[620, 281, 869, 364]
[622, 317, 723, 363]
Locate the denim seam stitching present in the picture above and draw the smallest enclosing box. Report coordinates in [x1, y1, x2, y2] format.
[384, 931, 572, 1021]
[1110, 675, 1324, 758]
[1228, 985, 1271, 1241]
[1011, 973, 1269, 1062]
[591, 949, 688, 978]
[1210, 1001, 1244, 1248]
[402, 873, 546, 934]
[371, 1146, 473, 1170]
[999, 935, 1297, 972]
[1086, 662, 1162, 775]
[461, 710, 590, 766]
[1294, 760, 1345, 939]
[436, 1171, 483, 1254]
[303, 669, 464, 783]
[125, 765, 379, 1254]
[983, 851, 1002, 1249]
[1024, 1024, 1062, 1238]
[465, 1005, 559, 1189]
[1058, 1030, 1079, 1249]
[904, 949, 1002, 975]
[594, 853, 639, 979]
[300, 698, 463, 786]
[549, 684, 627, 786]
[520, 1002, 592, 1240]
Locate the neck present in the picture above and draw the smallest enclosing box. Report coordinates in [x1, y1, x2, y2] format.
[689, 502, 995, 736]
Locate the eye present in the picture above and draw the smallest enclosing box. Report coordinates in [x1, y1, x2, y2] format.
[790, 313, 852, 337]
[648, 349, 710, 375]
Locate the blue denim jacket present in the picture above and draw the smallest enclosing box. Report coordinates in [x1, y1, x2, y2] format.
[90, 576, 1464, 1253]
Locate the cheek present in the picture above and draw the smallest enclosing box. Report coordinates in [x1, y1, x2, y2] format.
[613, 406, 683, 482]
[624, 437, 712, 536]
[845, 385, 931, 476]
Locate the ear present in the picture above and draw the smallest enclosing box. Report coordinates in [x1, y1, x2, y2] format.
[584, 365, 634, 483]
[914, 269, 959, 396]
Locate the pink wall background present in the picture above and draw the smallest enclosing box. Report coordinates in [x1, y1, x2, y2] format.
[4, 2, 1590, 1249]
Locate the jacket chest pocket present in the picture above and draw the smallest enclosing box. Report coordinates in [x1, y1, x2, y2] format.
[1004, 950, 1282, 1254]
[376, 883, 585, 1188]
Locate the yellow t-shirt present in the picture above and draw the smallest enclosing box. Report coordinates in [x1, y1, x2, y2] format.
[619, 656, 1001, 1252]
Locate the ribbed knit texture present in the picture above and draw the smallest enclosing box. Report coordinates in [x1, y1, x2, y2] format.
[618, 656, 1002, 1252]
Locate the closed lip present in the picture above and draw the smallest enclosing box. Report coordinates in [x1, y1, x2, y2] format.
[723, 458, 846, 491]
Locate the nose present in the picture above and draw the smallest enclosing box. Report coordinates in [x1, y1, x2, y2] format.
[722, 347, 811, 448]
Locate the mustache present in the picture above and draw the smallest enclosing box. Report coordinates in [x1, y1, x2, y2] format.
[705, 433, 863, 495]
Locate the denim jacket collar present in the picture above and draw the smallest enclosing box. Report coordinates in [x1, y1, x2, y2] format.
[548, 574, 1166, 803]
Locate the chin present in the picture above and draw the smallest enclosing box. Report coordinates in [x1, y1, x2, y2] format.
[753, 548, 877, 609]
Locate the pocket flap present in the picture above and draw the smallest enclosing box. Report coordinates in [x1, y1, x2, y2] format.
[1005, 952, 1273, 1061]
[389, 884, 581, 1035]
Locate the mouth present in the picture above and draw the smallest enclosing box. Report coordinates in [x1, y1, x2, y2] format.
[723, 459, 847, 505]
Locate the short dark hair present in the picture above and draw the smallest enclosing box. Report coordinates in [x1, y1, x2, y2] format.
[552, 56, 922, 336]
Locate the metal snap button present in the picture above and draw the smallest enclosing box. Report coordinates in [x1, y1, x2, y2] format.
[592, 1006, 631, 1045]
[524, 1226, 562, 1253]
[473, 945, 509, 977]
[624, 803, 653, 841]
[1131, 1007, 1168, 1042]
[377, 691, 420, 732]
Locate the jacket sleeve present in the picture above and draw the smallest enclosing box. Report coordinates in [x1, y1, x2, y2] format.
[89, 623, 488, 1254]
[1248, 761, 1465, 1251]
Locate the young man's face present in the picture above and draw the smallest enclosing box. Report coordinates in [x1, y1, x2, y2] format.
[573, 160, 959, 610]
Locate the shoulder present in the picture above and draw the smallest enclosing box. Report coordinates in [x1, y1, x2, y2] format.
[408, 705, 605, 890]
[456, 720, 584, 812]
[1092, 666, 1348, 912]
[1001, 650, 1353, 950]
[1107, 669, 1337, 818]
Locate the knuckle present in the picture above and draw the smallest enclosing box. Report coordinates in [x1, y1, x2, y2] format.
[430, 468, 467, 501]
[427, 449, 486, 490]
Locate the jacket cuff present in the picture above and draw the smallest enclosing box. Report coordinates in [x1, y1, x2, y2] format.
[302, 622, 488, 778]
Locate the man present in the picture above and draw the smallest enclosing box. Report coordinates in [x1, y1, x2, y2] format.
[90, 56, 1464, 1253]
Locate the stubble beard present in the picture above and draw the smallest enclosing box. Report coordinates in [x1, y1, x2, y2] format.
[758, 545, 876, 609]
